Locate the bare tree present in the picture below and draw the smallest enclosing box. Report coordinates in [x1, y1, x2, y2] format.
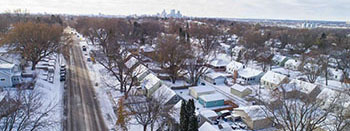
[0, 22, 64, 70]
[0, 88, 59, 131]
[125, 92, 175, 131]
[259, 83, 349, 131]
[189, 23, 220, 56]
[153, 35, 191, 83]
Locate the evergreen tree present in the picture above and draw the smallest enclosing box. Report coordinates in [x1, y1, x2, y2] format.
[187, 99, 198, 131]
[180, 100, 188, 131]
[187, 115, 199, 131]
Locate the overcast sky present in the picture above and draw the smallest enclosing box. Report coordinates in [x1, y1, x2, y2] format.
[1, 0, 349, 21]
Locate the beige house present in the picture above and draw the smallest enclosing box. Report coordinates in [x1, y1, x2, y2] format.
[260, 71, 288, 89]
[230, 84, 252, 98]
[189, 86, 216, 99]
[233, 105, 273, 130]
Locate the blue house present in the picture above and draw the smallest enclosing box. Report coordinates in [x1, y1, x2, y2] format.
[198, 93, 225, 107]
[0, 63, 22, 87]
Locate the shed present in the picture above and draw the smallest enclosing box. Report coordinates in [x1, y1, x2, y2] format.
[189, 86, 216, 99]
[199, 93, 225, 107]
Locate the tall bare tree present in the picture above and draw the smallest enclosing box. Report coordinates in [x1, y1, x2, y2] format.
[0, 22, 64, 70]
[0, 88, 58, 131]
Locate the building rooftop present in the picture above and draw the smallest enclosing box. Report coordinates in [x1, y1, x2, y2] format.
[238, 68, 263, 78]
[199, 93, 225, 102]
[189, 86, 216, 93]
[261, 71, 287, 85]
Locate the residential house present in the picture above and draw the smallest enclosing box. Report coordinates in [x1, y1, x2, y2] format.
[225, 61, 245, 74]
[202, 72, 227, 85]
[141, 73, 162, 97]
[272, 55, 288, 66]
[284, 59, 302, 71]
[125, 56, 139, 69]
[282, 79, 321, 100]
[209, 59, 229, 72]
[260, 71, 288, 89]
[328, 68, 343, 81]
[198, 110, 219, 126]
[233, 105, 273, 130]
[152, 84, 180, 105]
[238, 68, 264, 84]
[199, 93, 225, 108]
[189, 86, 216, 99]
[230, 84, 252, 98]
[133, 64, 151, 81]
[0, 63, 22, 87]
[317, 88, 350, 118]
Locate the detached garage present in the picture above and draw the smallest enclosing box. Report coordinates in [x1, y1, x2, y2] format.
[189, 86, 216, 99]
[199, 93, 225, 108]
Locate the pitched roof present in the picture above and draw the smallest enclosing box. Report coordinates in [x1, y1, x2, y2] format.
[141, 73, 160, 90]
[261, 71, 287, 85]
[199, 122, 219, 131]
[152, 84, 176, 104]
[236, 105, 272, 121]
[238, 68, 263, 78]
[284, 79, 317, 94]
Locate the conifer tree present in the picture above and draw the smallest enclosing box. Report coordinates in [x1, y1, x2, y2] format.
[180, 100, 188, 131]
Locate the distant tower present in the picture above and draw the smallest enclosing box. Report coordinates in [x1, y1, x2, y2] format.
[161, 9, 167, 18]
[177, 10, 182, 18]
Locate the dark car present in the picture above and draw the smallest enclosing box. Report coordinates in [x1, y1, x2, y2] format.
[82, 46, 87, 51]
[60, 76, 66, 81]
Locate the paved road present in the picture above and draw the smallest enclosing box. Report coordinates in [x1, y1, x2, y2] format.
[65, 36, 107, 131]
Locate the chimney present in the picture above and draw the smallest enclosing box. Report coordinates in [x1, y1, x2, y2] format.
[233, 70, 238, 84]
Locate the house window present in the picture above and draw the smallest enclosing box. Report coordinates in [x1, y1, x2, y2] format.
[0, 79, 5, 81]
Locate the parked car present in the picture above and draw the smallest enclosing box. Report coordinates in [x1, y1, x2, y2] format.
[87, 58, 91, 62]
[82, 46, 87, 51]
[60, 76, 66, 81]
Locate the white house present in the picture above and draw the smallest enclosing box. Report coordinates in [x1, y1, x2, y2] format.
[260, 71, 288, 89]
[284, 59, 302, 71]
[202, 72, 227, 85]
[189, 86, 216, 99]
[226, 61, 245, 74]
[152, 84, 180, 105]
[0, 63, 22, 87]
[283, 79, 321, 100]
[133, 64, 150, 81]
[238, 68, 264, 84]
[125, 56, 139, 69]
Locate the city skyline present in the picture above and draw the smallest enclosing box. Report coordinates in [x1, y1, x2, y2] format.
[1, 0, 350, 21]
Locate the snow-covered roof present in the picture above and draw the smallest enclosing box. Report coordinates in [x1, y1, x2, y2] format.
[200, 109, 218, 118]
[133, 64, 149, 78]
[284, 79, 317, 94]
[125, 57, 139, 69]
[231, 84, 251, 92]
[205, 72, 226, 80]
[261, 71, 287, 85]
[226, 61, 244, 72]
[317, 88, 350, 108]
[152, 84, 176, 104]
[141, 73, 160, 90]
[328, 68, 343, 77]
[210, 59, 229, 67]
[199, 122, 219, 131]
[0, 63, 15, 69]
[140, 44, 155, 52]
[235, 105, 272, 121]
[238, 68, 263, 78]
[199, 93, 225, 102]
[272, 55, 287, 63]
[285, 59, 301, 66]
[170, 100, 182, 123]
[189, 86, 216, 93]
